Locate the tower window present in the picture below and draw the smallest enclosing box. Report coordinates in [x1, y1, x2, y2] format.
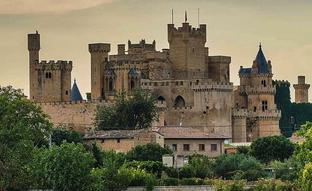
[65, 90, 68, 95]
[262, 101, 268, 111]
[261, 80, 267, 87]
[46, 72, 52, 79]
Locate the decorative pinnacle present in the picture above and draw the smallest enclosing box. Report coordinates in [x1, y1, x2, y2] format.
[185, 11, 187, 22]
[259, 42, 262, 49]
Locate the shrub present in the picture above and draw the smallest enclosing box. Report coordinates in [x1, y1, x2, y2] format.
[236, 146, 250, 155]
[213, 179, 245, 191]
[250, 179, 295, 191]
[163, 167, 179, 178]
[214, 154, 265, 181]
[157, 178, 179, 186]
[128, 169, 156, 191]
[179, 178, 204, 185]
[123, 160, 164, 178]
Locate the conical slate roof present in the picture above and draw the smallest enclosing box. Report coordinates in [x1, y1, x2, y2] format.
[71, 79, 83, 101]
[255, 44, 270, 74]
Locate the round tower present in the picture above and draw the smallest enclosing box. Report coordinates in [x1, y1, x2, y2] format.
[89, 43, 111, 100]
[293, 76, 310, 103]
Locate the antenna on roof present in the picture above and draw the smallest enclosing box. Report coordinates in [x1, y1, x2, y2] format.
[185, 10, 187, 22]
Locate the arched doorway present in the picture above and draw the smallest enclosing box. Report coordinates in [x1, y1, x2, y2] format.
[174, 96, 185, 108]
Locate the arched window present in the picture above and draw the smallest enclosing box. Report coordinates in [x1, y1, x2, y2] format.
[157, 96, 166, 104]
[174, 96, 186, 108]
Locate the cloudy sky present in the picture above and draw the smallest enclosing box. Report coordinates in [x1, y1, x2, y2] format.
[0, 0, 311, 101]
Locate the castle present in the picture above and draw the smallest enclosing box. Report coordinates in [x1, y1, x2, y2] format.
[28, 19, 282, 142]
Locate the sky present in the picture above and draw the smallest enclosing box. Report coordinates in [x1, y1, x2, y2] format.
[0, 0, 312, 101]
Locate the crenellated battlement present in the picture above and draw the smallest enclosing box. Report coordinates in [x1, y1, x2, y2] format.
[168, 23, 206, 40]
[232, 109, 248, 118]
[192, 82, 233, 92]
[88, 43, 111, 53]
[34, 60, 73, 71]
[36, 99, 112, 106]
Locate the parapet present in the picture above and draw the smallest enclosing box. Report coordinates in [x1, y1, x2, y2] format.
[168, 23, 206, 42]
[298, 76, 306, 85]
[89, 43, 111, 53]
[35, 60, 73, 71]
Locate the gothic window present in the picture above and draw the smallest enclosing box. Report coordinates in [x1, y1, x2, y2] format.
[174, 96, 186, 108]
[254, 106, 257, 112]
[261, 80, 267, 87]
[65, 90, 68, 95]
[262, 101, 268, 111]
[46, 72, 52, 79]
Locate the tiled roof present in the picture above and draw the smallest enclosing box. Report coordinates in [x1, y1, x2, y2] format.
[71, 79, 83, 101]
[84, 129, 150, 140]
[159, 126, 230, 139]
[255, 45, 270, 74]
[239, 67, 252, 75]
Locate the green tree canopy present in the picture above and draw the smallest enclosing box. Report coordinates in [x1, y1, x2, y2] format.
[30, 143, 95, 191]
[126, 143, 172, 162]
[214, 153, 265, 181]
[95, 89, 158, 130]
[51, 127, 83, 146]
[0, 86, 52, 191]
[250, 136, 295, 163]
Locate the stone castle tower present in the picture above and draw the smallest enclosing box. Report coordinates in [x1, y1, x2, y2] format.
[293, 76, 310, 103]
[233, 44, 281, 142]
[28, 31, 72, 102]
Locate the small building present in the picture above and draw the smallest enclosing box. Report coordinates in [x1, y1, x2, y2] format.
[159, 126, 229, 158]
[83, 128, 164, 153]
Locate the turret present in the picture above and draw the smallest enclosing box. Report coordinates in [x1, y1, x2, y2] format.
[294, 76, 310, 103]
[28, 31, 40, 100]
[89, 43, 111, 100]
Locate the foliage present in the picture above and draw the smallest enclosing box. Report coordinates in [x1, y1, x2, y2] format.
[0, 86, 52, 191]
[179, 178, 204, 185]
[51, 127, 82, 146]
[299, 162, 312, 191]
[123, 160, 164, 178]
[30, 143, 95, 191]
[213, 179, 245, 191]
[291, 103, 312, 128]
[163, 167, 179, 178]
[214, 154, 265, 181]
[271, 159, 300, 181]
[95, 89, 158, 130]
[157, 178, 179, 186]
[90, 167, 132, 191]
[126, 143, 172, 162]
[250, 179, 296, 191]
[84, 143, 104, 168]
[179, 154, 214, 179]
[250, 136, 295, 163]
[128, 169, 156, 191]
[236, 146, 250, 155]
[273, 80, 293, 137]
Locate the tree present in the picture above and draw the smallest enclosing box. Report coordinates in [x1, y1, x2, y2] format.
[0, 86, 52, 191]
[179, 154, 214, 179]
[273, 80, 292, 136]
[51, 127, 82, 146]
[250, 136, 295, 163]
[30, 143, 95, 191]
[214, 154, 265, 181]
[95, 89, 158, 130]
[126, 143, 172, 162]
[300, 162, 312, 191]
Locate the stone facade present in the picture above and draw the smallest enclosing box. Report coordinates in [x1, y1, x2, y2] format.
[28, 32, 72, 102]
[83, 129, 164, 153]
[293, 76, 310, 103]
[28, 20, 282, 144]
[233, 45, 281, 142]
